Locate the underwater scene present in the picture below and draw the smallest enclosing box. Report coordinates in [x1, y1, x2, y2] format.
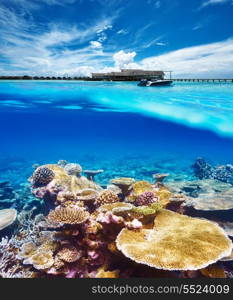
[1, 80, 233, 278]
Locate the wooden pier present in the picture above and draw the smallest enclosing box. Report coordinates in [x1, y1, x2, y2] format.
[173, 79, 233, 83]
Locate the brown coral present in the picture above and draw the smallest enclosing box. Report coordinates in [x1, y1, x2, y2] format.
[31, 166, 55, 187]
[77, 189, 99, 202]
[116, 209, 232, 271]
[132, 181, 154, 196]
[56, 191, 77, 205]
[155, 187, 172, 207]
[110, 177, 135, 195]
[200, 265, 226, 278]
[17, 242, 37, 260]
[95, 268, 120, 278]
[28, 251, 54, 270]
[64, 163, 82, 176]
[47, 206, 90, 225]
[57, 245, 81, 263]
[95, 190, 120, 207]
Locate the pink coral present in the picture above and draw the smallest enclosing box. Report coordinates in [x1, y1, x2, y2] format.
[97, 212, 124, 225]
[135, 191, 157, 206]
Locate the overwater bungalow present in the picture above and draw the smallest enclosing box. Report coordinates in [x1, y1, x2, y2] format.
[91, 69, 165, 81]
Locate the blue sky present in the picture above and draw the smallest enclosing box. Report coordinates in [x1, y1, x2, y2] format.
[0, 0, 233, 78]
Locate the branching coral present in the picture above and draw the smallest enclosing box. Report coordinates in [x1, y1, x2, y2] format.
[57, 245, 81, 263]
[135, 191, 157, 206]
[116, 209, 233, 271]
[47, 207, 90, 225]
[95, 190, 120, 207]
[0, 237, 34, 278]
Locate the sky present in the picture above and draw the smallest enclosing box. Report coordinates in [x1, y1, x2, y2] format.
[0, 0, 233, 78]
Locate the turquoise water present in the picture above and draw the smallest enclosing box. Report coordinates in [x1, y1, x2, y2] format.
[0, 80, 233, 185]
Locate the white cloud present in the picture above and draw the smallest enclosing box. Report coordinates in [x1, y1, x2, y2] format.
[117, 29, 128, 35]
[0, 5, 115, 76]
[200, 0, 231, 9]
[1, 2, 233, 79]
[193, 24, 203, 31]
[147, 0, 161, 8]
[139, 38, 233, 78]
[113, 50, 137, 68]
[90, 41, 103, 49]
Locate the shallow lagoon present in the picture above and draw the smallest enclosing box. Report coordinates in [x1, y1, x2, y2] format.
[1, 80, 233, 278]
[0, 80, 233, 183]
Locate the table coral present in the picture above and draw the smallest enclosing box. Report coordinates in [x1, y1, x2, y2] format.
[0, 209, 17, 231]
[116, 209, 232, 271]
[24, 251, 54, 270]
[47, 206, 90, 225]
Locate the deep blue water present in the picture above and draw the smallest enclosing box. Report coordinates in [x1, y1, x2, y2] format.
[0, 80, 233, 184]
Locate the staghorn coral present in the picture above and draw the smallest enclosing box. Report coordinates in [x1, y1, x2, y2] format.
[0, 208, 17, 230]
[116, 209, 232, 271]
[95, 190, 120, 207]
[0, 236, 35, 278]
[57, 245, 81, 263]
[47, 206, 90, 225]
[31, 166, 55, 187]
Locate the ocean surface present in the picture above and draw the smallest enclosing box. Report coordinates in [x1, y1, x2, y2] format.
[0, 80, 233, 186]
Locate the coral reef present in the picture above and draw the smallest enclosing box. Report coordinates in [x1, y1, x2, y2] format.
[1, 159, 233, 278]
[193, 158, 233, 185]
[95, 190, 120, 207]
[31, 166, 55, 187]
[116, 209, 232, 271]
[64, 163, 82, 176]
[47, 206, 90, 225]
[135, 191, 157, 206]
[168, 179, 233, 211]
